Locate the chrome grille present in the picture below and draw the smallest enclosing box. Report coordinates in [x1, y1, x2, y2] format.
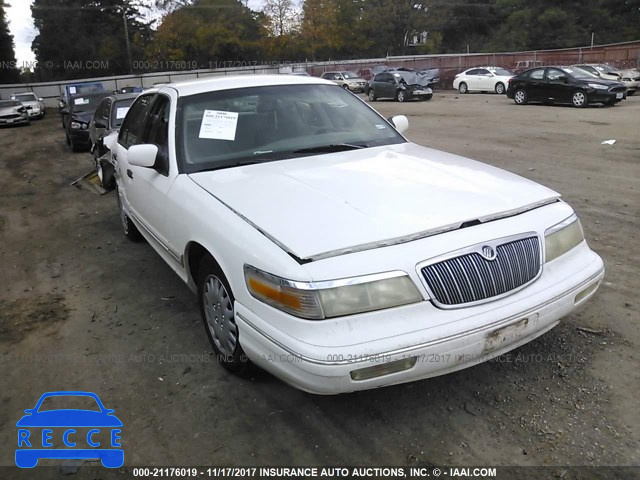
[421, 236, 541, 307]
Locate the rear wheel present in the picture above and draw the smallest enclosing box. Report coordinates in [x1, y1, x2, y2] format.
[95, 149, 115, 190]
[197, 256, 252, 375]
[368, 89, 377, 101]
[514, 89, 528, 105]
[458, 82, 468, 94]
[495, 82, 505, 94]
[396, 90, 407, 102]
[572, 90, 587, 108]
[116, 186, 143, 242]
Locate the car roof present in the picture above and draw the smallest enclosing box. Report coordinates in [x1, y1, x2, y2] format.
[12, 92, 37, 96]
[163, 74, 333, 97]
[69, 91, 110, 99]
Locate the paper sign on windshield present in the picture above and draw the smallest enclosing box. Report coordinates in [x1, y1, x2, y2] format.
[69, 87, 77, 94]
[74, 98, 89, 106]
[116, 107, 130, 119]
[198, 110, 239, 141]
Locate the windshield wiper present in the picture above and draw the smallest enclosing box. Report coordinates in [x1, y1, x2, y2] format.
[293, 143, 368, 154]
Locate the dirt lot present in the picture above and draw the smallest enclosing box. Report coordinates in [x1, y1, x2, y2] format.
[1, 91, 638, 478]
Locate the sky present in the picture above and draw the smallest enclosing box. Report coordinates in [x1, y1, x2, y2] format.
[6, 0, 265, 65]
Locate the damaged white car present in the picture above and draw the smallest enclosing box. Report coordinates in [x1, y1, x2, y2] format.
[108, 75, 604, 394]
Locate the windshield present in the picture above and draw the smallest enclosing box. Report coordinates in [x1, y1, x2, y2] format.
[14, 94, 37, 102]
[0, 100, 20, 108]
[177, 84, 405, 174]
[595, 64, 618, 74]
[70, 95, 106, 113]
[492, 68, 513, 76]
[341, 72, 360, 79]
[111, 98, 135, 128]
[562, 67, 598, 79]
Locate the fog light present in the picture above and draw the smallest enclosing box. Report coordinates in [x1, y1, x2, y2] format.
[350, 357, 417, 381]
[575, 282, 599, 305]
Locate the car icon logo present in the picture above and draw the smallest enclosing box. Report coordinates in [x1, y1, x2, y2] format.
[15, 391, 123, 468]
[480, 245, 497, 261]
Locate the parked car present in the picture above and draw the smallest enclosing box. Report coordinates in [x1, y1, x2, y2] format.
[59, 81, 105, 128]
[513, 60, 542, 74]
[453, 67, 514, 94]
[89, 93, 139, 188]
[0, 100, 30, 127]
[320, 71, 368, 92]
[63, 91, 111, 152]
[117, 86, 144, 94]
[106, 75, 604, 394]
[367, 71, 433, 102]
[10, 92, 45, 119]
[575, 64, 639, 96]
[507, 66, 627, 107]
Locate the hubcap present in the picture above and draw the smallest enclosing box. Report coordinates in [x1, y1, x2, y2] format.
[573, 92, 585, 106]
[497, 84, 504, 94]
[203, 276, 237, 357]
[398, 92, 405, 101]
[460, 84, 467, 93]
[369, 91, 375, 100]
[118, 194, 129, 234]
[515, 91, 525, 103]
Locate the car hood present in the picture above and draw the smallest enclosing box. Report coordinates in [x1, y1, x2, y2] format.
[71, 112, 94, 123]
[16, 410, 122, 427]
[189, 143, 560, 261]
[0, 106, 22, 115]
[19, 101, 40, 107]
[579, 78, 622, 87]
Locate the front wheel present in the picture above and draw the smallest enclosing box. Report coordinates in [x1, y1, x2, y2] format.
[197, 256, 252, 375]
[422, 94, 433, 101]
[116, 186, 143, 242]
[396, 90, 407, 102]
[458, 82, 468, 94]
[572, 90, 588, 108]
[368, 89, 377, 101]
[495, 82, 505, 95]
[95, 150, 115, 190]
[514, 89, 528, 105]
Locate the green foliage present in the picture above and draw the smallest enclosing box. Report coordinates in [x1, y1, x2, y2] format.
[0, 0, 19, 83]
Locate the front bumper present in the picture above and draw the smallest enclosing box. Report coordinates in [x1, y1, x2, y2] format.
[348, 84, 367, 92]
[0, 115, 29, 126]
[69, 129, 91, 146]
[589, 90, 626, 103]
[25, 107, 43, 117]
[236, 243, 604, 394]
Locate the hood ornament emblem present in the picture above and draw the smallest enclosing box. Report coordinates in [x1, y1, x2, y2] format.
[480, 245, 497, 261]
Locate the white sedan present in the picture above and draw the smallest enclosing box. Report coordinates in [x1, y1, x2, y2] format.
[453, 67, 514, 94]
[11, 92, 46, 119]
[108, 75, 604, 394]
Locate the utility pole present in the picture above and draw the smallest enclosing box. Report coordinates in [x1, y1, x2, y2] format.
[123, 10, 133, 73]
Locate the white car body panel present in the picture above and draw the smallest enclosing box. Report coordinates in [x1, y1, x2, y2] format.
[11, 93, 45, 118]
[113, 75, 604, 394]
[189, 142, 559, 260]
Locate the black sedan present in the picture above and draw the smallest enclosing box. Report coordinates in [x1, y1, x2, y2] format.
[89, 93, 139, 188]
[506, 66, 626, 107]
[367, 71, 433, 102]
[63, 91, 111, 151]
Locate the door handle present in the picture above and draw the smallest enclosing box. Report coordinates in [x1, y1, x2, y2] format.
[127, 169, 133, 179]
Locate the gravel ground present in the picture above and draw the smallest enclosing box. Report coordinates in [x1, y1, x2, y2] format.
[0, 91, 638, 479]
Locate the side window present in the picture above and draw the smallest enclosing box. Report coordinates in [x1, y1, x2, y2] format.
[477, 69, 491, 76]
[466, 69, 479, 75]
[94, 99, 108, 122]
[546, 68, 565, 80]
[529, 69, 544, 80]
[321, 73, 331, 79]
[142, 95, 171, 175]
[118, 94, 153, 149]
[373, 73, 384, 82]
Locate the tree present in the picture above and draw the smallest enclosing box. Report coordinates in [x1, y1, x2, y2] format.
[0, 0, 19, 83]
[150, 0, 264, 67]
[31, 0, 150, 81]
[264, 0, 298, 37]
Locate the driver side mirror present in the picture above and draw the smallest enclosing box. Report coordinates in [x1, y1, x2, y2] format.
[94, 119, 108, 129]
[128, 144, 158, 168]
[389, 115, 409, 134]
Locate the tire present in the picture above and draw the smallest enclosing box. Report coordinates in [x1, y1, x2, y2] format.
[423, 94, 433, 101]
[95, 149, 115, 190]
[70, 138, 82, 152]
[368, 89, 377, 101]
[571, 90, 588, 108]
[65, 132, 71, 145]
[116, 186, 143, 242]
[342, 84, 349, 90]
[495, 82, 505, 95]
[458, 82, 468, 94]
[514, 88, 528, 105]
[396, 90, 407, 102]
[197, 256, 252, 375]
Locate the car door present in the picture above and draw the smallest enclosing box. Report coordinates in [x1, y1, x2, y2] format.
[545, 68, 572, 103]
[525, 68, 547, 101]
[118, 93, 180, 260]
[476, 69, 493, 90]
[464, 69, 479, 90]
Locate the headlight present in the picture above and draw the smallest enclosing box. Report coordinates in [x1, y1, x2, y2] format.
[544, 214, 584, 262]
[244, 266, 423, 319]
[71, 121, 81, 129]
[588, 83, 608, 90]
